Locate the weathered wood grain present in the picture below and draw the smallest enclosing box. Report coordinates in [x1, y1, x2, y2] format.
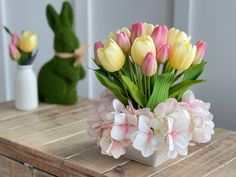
[103, 128, 235, 177]
[0, 155, 32, 177]
[207, 158, 236, 177]
[33, 169, 55, 177]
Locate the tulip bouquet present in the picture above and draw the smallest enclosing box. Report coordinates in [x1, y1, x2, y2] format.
[88, 22, 214, 163]
[4, 27, 38, 65]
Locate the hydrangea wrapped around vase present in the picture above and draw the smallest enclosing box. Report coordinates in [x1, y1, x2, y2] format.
[88, 22, 214, 166]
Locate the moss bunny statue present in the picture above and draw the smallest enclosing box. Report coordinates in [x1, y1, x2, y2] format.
[38, 2, 86, 105]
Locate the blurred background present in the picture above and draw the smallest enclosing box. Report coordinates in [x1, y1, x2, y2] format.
[0, 0, 235, 130]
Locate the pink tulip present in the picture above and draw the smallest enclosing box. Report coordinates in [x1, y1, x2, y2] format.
[8, 44, 20, 61]
[151, 25, 168, 50]
[156, 44, 170, 64]
[11, 33, 20, 47]
[141, 52, 157, 76]
[130, 22, 145, 43]
[94, 41, 104, 65]
[116, 32, 131, 54]
[193, 40, 206, 64]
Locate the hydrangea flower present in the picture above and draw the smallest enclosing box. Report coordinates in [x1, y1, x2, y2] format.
[181, 90, 214, 143]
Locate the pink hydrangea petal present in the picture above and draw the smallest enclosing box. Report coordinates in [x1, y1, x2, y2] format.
[106, 141, 126, 159]
[154, 98, 177, 118]
[182, 90, 196, 103]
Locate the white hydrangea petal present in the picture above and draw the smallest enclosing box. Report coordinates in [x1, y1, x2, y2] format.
[178, 147, 188, 156]
[141, 144, 155, 157]
[168, 150, 177, 159]
[113, 99, 125, 112]
[168, 134, 174, 151]
[139, 115, 151, 133]
[132, 133, 148, 151]
[174, 133, 190, 150]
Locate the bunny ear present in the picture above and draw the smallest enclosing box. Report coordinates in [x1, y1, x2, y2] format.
[60, 1, 73, 27]
[46, 4, 60, 32]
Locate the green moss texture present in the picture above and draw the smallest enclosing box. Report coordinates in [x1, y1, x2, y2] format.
[38, 2, 85, 105]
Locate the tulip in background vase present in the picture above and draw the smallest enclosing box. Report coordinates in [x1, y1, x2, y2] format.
[5, 27, 38, 111]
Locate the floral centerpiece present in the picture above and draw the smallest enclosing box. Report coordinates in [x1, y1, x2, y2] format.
[88, 22, 214, 165]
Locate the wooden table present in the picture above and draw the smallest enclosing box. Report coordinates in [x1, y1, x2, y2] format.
[0, 98, 235, 177]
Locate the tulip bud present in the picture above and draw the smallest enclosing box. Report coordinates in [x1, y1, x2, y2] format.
[193, 40, 206, 64]
[11, 33, 20, 47]
[94, 41, 104, 65]
[151, 25, 168, 50]
[144, 23, 154, 36]
[97, 39, 125, 72]
[109, 27, 131, 42]
[131, 35, 156, 66]
[130, 22, 145, 43]
[19, 31, 37, 53]
[141, 52, 157, 76]
[157, 44, 170, 64]
[169, 42, 196, 70]
[167, 28, 191, 46]
[9, 44, 21, 61]
[116, 32, 131, 54]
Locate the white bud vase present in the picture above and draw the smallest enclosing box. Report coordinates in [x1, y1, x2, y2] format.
[15, 65, 38, 111]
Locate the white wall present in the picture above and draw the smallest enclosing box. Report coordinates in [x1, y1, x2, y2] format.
[190, 0, 236, 130]
[0, 0, 235, 130]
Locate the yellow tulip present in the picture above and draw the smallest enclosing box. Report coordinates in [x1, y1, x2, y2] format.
[169, 42, 196, 70]
[19, 31, 37, 53]
[131, 35, 156, 65]
[167, 28, 190, 46]
[97, 39, 125, 72]
[144, 23, 154, 36]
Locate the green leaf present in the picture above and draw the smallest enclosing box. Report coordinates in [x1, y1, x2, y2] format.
[120, 74, 147, 107]
[3, 26, 12, 35]
[169, 80, 205, 99]
[183, 61, 206, 81]
[147, 73, 175, 111]
[95, 71, 128, 105]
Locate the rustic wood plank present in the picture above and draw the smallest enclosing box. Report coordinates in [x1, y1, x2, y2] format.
[152, 133, 236, 177]
[0, 101, 55, 121]
[0, 155, 32, 177]
[33, 169, 55, 177]
[104, 128, 235, 177]
[1, 104, 95, 141]
[0, 141, 89, 177]
[64, 146, 130, 177]
[207, 158, 236, 177]
[36, 132, 96, 159]
[0, 98, 94, 132]
[17, 119, 88, 148]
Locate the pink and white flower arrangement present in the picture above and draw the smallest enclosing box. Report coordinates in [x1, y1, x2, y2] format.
[88, 22, 214, 161]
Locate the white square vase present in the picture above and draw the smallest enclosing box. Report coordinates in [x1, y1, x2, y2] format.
[124, 146, 169, 166]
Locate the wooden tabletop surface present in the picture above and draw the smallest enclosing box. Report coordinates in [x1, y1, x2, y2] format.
[0, 98, 235, 177]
